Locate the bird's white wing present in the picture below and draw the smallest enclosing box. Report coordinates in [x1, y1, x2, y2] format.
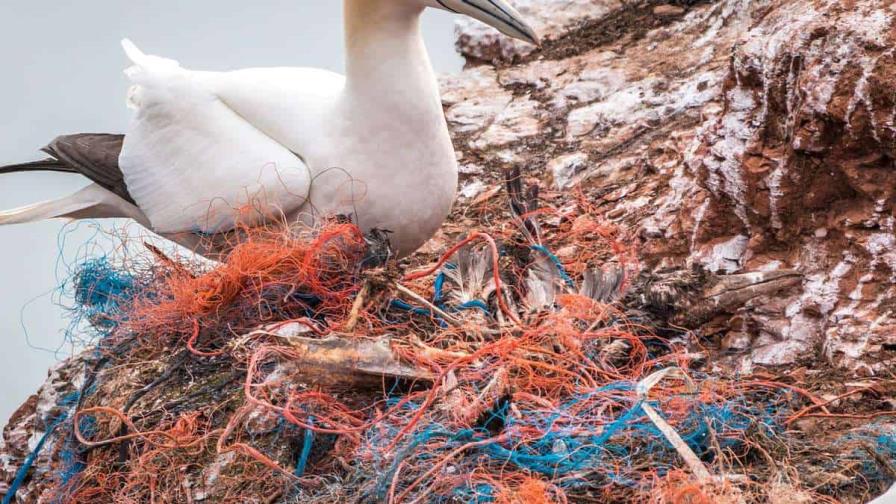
[192, 66, 345, 157]
[119, 40, 311, 234]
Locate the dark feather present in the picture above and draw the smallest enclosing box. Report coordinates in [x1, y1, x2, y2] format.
[42, 134, 134, 204]
[0, 159, 73, 174]
[0, 133, 134, 205]
[504, 166, 542, 244]
[580, 266, 625, 303]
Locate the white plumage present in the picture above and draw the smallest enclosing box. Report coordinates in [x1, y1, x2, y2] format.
[0, 0, 537, 257]
[120, 40, 314, 235]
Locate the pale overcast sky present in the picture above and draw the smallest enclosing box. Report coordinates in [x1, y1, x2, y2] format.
[0, 1, 463, 423]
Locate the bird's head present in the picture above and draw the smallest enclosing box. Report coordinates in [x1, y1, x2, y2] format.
[420, 0, 540, 45]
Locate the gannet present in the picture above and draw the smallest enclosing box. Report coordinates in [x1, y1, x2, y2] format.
[0, 0, 537, 257]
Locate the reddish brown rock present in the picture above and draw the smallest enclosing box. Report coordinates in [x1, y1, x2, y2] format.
[444, 0, 896, 371]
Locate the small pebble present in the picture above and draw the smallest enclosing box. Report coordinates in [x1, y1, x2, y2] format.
[653, 5, 686, 17]
[606, 207, 626, 220]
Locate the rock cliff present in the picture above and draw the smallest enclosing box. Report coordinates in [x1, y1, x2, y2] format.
[444, 0, 896, 372]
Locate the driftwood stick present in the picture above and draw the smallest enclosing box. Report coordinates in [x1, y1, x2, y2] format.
[346, 281, 371, 332]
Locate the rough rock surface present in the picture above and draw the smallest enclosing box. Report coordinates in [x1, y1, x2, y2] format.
[3, 0, 896, 501]
[454, 0, 623, 62]
[1, 357, 85, 501]
[445, 0, 896, 373]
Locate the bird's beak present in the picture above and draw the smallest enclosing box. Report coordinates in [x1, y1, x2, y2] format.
[439, 0, 540, 45]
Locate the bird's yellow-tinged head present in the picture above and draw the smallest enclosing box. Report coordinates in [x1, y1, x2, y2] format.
[421, 0, 540, 45]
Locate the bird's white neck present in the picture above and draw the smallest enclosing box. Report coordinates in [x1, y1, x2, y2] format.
[343, 0, 443, 115]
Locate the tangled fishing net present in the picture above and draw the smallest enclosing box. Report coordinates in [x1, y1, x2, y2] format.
[3, 175, 896, 504]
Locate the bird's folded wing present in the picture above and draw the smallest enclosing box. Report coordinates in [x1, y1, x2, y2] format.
[118, 40, 311, 234]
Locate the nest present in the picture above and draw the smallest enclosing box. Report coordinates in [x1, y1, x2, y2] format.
[3, 174, 895, 504]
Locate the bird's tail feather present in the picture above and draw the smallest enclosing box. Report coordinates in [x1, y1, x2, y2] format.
[0, 200, 77, 225]
[0, 184, 148, 226]
[0, 159, 83, 224]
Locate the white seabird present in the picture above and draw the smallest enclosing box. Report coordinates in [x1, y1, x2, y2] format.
[0, 0, 538, 257]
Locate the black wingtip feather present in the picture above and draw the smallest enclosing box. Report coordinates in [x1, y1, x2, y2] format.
[0, 159, 74, 175]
